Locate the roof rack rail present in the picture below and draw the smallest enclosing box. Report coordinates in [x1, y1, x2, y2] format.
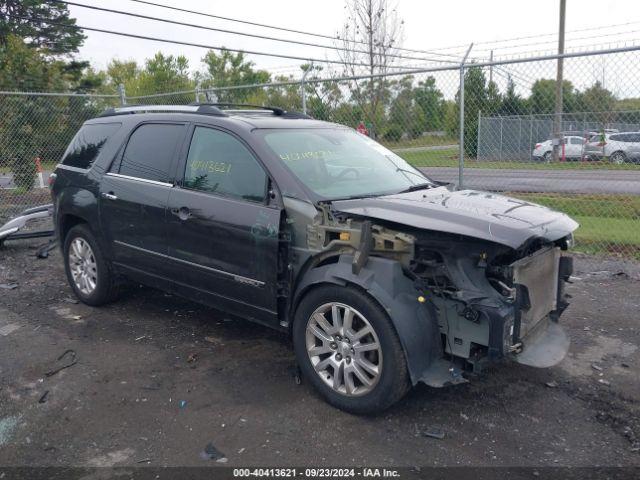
[98, 104, 227, 118]
[189, 102, 312, 119]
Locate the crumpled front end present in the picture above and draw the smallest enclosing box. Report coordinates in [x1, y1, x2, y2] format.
[409, 232, 574, 377]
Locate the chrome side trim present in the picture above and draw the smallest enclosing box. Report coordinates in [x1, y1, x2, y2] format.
[55, 163, 88, 173]
[105, 172, 173, 187]
[114, 240, 265, 287]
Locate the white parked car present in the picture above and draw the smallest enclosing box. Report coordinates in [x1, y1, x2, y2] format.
[584, 132, 640, 164]
[532, 136, 586, 162]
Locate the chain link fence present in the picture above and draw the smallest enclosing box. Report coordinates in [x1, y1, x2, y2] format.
[1, 45, 639, 263]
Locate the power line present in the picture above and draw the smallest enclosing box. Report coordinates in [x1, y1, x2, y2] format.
[58, 0, 460, 65]
[19, 14, 447, 70]
[123, 0, 467, 61]
[492, 38, 640, 60]
[473, 27, 640, 53]
[412, 19, 640, 53]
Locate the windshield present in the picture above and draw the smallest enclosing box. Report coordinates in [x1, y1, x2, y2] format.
[261, 128, 432, 200]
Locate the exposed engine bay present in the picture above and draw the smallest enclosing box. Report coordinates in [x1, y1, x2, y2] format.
[286, 187, 577, 381]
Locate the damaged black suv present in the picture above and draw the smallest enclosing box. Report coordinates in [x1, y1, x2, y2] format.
[51, 104, 578, 414]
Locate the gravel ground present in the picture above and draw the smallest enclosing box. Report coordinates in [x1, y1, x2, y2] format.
[0, 239, 639, 470]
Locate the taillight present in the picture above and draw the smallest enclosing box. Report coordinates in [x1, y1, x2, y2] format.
[535, 143, 541, 149]
[48, 173, 57, 187]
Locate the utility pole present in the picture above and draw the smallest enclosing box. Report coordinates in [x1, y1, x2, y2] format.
[552, 0, 566, 162]
[301, 62, 312, 115]
[458, 43, 474, 190]
[489, 50, 494, 85]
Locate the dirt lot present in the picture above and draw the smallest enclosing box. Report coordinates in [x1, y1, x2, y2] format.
[0, 239, 639, 471]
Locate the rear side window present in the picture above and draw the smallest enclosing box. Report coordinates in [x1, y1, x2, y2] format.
[119, 124, 184, 183]
[61, 123, 121, 169]
[610, 134, 622, 141]
[182, 126, 267, 203]
[570, 137, 582, 145]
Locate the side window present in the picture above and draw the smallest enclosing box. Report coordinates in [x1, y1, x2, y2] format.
[570, 137, 582, 145]
[119, 124, 184, 183]
[610, 134, 621, 142]
[61, 123, 121, 169]
[183, 127, 267, 203]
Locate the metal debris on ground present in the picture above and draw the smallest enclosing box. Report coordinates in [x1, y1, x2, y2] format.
[35, 239, 58, 259]
[200, 442, 227, 462]
[0, 283, 18, 290]
[545, 381, 559, 388]
[38, 391, 49, 404]
[422, 427, 446, 440]
[598, 379, 611, 386]
[591, 364, 603, 371]
[44, 349, 77, 377]
[187, 353, 198, 363]
[0, 324, 20, 336]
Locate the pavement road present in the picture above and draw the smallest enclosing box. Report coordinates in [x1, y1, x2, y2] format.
[419, 167, 640, 195]
[1, 241, 639, 468]
[2, 167, 640, 195]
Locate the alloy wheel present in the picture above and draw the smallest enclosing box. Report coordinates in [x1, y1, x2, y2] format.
[305, 302, 383, 397]
[611, 152, 625, 165]
[68, 237, 98, 295]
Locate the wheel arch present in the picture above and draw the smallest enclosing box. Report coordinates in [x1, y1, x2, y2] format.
[55, 186, 102, 248]
[290, 254, 444, 386]
[58, 213, 88, 243]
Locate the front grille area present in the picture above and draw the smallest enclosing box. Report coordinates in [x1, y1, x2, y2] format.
[510, 246, 561, 338]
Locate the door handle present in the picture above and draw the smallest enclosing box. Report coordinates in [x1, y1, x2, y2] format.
[101, 192, 118, 201]
[171, 206, 191, 221]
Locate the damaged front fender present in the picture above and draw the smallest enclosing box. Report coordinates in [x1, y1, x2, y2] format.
[293, 254, 466, 388]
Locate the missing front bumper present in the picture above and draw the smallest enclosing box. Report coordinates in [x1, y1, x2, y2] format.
[512, 316, 570, 368]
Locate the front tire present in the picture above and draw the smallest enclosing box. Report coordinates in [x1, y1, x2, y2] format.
[293, 285, 410, 414]
[543, 151, 552, 163]
[63, 224, 119, 306]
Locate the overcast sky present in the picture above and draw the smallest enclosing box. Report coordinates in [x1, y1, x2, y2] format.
[68, 0, 640, 97]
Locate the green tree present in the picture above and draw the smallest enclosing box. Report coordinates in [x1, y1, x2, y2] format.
[485, 80, 502, 115]
[388, 75, 415, 137]
[577, 81, 615, 113]
[454, 66, 490, 157]
[0, 35, 70, 190]
[0, 0, 85, 56]
[499, 78, 527, 115]
[200, 49, 270, 103]
[414, 76, 445, 132]
[101, 53, 194, 101]
[529, 78, 577, 114]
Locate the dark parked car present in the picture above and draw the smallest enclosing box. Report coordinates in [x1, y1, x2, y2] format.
[51, 104, 578, 414]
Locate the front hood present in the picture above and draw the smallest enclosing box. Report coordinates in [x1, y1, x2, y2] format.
[331, 187, 579, 249]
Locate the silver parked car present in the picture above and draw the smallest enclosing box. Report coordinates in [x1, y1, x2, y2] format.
[584, 132, 640, 164]
[532, 135, 586, 162]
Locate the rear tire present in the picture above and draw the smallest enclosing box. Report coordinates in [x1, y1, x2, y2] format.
[543, 151, 552, 163]
[293, 284, 410, 415]
[63, 224, 119, 306]
[610, 151, 627, 165]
